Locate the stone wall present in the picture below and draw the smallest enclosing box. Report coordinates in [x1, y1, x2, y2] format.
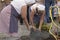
[0, 0, 11, 12]
[0, 0, 3, 11]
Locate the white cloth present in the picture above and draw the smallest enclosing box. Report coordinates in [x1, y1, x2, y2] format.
[57, 1, 60, 6]
[11, 0, 36, 14]
[11, 0, 26, 14]
[31, 3, 45, 11]
[24, 0, 35, 4]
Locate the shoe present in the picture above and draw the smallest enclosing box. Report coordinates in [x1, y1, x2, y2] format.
[53, 17, 56, 20]
[11, 33, 20, 38]
[47, 20, 51, 23]
[47, 17, 52, 23]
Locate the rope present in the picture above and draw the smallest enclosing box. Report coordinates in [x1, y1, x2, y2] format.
[49, 6, 60, 40]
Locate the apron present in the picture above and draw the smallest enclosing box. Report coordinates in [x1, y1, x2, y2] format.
[9, 5, 19, 33]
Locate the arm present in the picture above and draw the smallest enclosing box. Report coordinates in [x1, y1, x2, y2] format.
[30, 9, 35, 26]
[30, 9, 36, 30]
[21, 5, 30, 30]
[39, 10, 45, 31]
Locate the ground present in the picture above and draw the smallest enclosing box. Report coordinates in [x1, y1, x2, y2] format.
[0, 20, 60, 40]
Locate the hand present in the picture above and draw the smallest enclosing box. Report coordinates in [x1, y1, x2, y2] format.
[32, 26, 36, 31]
[27, 27, 30, 31]
[39, 27, 41, 32]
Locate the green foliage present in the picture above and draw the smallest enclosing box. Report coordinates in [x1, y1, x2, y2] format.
[41, 23, 50, 32]
[34, 22, 50, 31]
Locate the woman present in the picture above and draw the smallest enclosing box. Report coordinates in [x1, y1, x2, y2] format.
[0, 0, 35, 37]
[30, 2, 45, 31]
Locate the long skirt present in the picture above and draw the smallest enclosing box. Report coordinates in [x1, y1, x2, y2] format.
[0, 4, 19, 34]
